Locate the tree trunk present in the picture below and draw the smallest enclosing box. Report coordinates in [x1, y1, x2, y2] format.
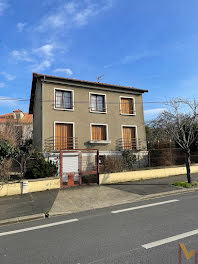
[185, 150, 191, 183]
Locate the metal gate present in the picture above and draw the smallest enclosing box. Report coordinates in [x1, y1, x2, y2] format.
[60, 149, 99, 187]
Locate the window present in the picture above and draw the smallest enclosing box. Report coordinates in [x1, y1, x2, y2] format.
[55, 123, 74, 150]
[55, 89, 73, 110]
[91, 125, 107, 141]
[120, 97, 135, 115]
[90, 93, 106, 113]
[122, 126, 137, 149]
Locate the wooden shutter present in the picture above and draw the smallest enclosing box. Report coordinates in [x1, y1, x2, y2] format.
[122, 127, 136, 149]
[55, 123, 73, 150]
[92, 125, 106, 140]
[101, 126, 106, 140]
[121, 98, 133, 114]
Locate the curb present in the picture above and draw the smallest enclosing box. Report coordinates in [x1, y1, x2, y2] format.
[0, 213, 45, 226]
[140, 186, 198, 200]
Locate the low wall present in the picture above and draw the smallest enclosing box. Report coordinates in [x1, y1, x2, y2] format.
[99, 164, 198, 184]
[0, 177, 60, 197]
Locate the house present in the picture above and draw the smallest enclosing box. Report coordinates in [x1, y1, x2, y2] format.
[29, 73, 148, 158]
[0, 109, 33, 142]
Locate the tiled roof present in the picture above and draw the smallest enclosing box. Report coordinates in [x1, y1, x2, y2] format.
[13, 109, 23, 112]
[0, 110, 33, 124]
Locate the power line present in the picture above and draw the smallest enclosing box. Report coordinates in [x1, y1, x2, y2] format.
[0, 97, 175, 104]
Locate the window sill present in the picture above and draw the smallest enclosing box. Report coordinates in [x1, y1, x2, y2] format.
[89, 140, 111, 144]
[89, 110, 107, 114]
[120, 113, 136, 116]
[54, 107, 74, 111]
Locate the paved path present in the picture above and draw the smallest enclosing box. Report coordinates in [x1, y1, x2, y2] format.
[0, 191, 198, 263]
[49, 185, 141, 216]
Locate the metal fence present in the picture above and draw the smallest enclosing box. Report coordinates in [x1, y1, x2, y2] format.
[99, 148, 198, 174]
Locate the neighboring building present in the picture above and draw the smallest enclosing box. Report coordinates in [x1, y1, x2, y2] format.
[0, 109, 33, 142]
[29, 73, 148, 157]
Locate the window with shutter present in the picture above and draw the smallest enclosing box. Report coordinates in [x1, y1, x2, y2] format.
[91, 125, 107, 140]
[120, 97, 134, 115]
[55, 123, 73, 150]
[122, 126, 137, 149]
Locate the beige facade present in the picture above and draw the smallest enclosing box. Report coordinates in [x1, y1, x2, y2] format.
[29, 73, 148, 153]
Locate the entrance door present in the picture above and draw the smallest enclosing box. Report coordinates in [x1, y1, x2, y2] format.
[55, 123, 73, 150]
[122, 126, 136, 150]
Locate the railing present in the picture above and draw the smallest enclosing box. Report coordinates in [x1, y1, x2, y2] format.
[116, 138, 142, 151]
[44, 137, 78, 151]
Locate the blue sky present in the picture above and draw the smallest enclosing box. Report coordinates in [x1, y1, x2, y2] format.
[0, 0, 198, 119]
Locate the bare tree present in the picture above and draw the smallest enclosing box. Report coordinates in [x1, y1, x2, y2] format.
[154, 98, 198, 183]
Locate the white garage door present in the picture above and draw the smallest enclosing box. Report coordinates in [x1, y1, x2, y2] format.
[62, 153, 79, 183]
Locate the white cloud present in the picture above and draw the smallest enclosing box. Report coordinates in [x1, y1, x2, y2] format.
[32, 60, 52, 72]
[0, 96, 19, 107]
[37, 0, 114, 31]
[64, 2, 77, 14]
[0, 0, 8, 15]
[122, 50, 159, 64]
[74, 5, 97, 26]
[0, 82, 6, 88]
[144, 108, 166, 116]
[11, 43, 58, 72]
[0, 72, 16, 80]
[11, 49, 33, 62]
[17, 22, 26, 32]
[33, 44, 54, 57]
[54, 68, 73, 76]
[104, 64, 113, 69]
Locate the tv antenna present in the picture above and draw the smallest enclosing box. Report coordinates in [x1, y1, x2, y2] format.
[96, 75, 104, 83]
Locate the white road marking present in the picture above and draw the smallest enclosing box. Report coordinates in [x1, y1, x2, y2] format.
[142, 229, 198, 249]
[111, 199, 179, 214]
[0, 218, 79, 237]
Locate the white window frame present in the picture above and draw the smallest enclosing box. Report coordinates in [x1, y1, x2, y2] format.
[54, 121, 75, 150]
[121, 125, 138, 150]
[54, 88, 74, 111]
[89, 92, 107, 114]
[89, 123, 111, 144]
[119, 96, 136, 116]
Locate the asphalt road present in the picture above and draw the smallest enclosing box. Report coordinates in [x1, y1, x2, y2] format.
[1, 191, 198, 263]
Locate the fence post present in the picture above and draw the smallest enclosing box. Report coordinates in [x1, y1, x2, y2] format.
[148, 150, 151, 167]
[60, 150, 63, 188]
[96, 150, 99, 184]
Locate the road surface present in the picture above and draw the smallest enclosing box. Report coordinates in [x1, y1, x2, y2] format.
[0, 191, 198, 263]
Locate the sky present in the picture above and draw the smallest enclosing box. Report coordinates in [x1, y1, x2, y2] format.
[0, 0, 198, 120]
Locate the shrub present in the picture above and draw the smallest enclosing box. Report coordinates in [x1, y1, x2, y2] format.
[101, 155, 124, 173]
[0, 140, 20, 182]
[24, 152, 58, 179]
[0, 140, 19, 165]
[122, 150, 136, 170]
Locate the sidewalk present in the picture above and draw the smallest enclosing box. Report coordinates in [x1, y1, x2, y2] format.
[0, 173, 198, 223]
[107, 173, 198, 195]
[0, 189, 58, 221]
[49, 173, 198, 216]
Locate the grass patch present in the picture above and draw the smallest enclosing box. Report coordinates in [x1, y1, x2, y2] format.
[172, 181, 198, 188]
